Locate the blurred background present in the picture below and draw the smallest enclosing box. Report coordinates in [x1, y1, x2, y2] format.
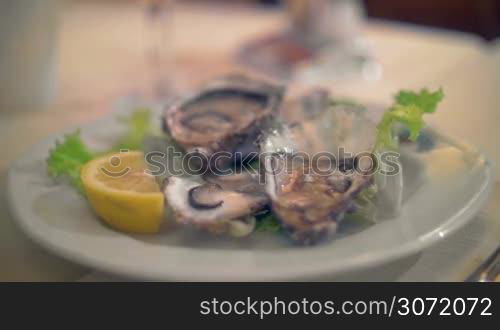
[364, 0, 500, 40]
[194, 0, 500, 40]
[259, 0, 500, 40]
[3, 0, 500, 102]
[1, 0, 500, 181]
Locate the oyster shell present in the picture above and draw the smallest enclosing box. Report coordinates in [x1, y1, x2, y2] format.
[263, 89, 376, 245]
[164, 171, 269, 237]
[164, 74, 284, 169]
[281, 88, 377, 156]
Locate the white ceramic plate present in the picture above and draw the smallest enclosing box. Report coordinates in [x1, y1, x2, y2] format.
[7, 113, 494, 281]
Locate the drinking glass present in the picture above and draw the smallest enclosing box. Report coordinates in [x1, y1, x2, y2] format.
[141, 0, 175, 100]
[286, 0, 381, 83]
[0, 0, 60, 111]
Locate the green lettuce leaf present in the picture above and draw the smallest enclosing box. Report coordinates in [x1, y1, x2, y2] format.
[47, 108, 156, 192]
[255, 213, 282, 233]
[376, 88, 444, 150]
[46, 130, 95, 192]
[395, 88, 444, 113]
[113, 108, 156, 151]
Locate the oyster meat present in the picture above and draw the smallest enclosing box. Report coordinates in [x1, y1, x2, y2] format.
[264, 153, 373, 245]
[164, 75, 284, 168]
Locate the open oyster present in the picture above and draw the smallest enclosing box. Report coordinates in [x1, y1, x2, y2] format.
[164, 75, 284, 169]
[264, 153, 373, 245]
[262, 89, 376, 245]
[164, 171, 269, 237]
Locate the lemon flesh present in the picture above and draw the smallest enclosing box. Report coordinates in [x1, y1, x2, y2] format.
[81, 151, 164, 233]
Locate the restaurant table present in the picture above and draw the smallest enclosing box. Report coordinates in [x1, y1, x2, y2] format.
[0, 1, 498, 281]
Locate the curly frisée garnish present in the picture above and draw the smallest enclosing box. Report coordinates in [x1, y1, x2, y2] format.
[46, 131, 95, 192]
[113, 108, 157, 151]
[376, 88, 444, 151]
[47, 108, 157, 193]
[255, 213, 282, 233]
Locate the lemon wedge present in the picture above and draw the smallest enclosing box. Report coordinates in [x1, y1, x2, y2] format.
[81, 151, 164, 233]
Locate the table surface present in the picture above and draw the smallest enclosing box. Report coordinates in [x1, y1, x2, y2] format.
[0, 1, 498, 281]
